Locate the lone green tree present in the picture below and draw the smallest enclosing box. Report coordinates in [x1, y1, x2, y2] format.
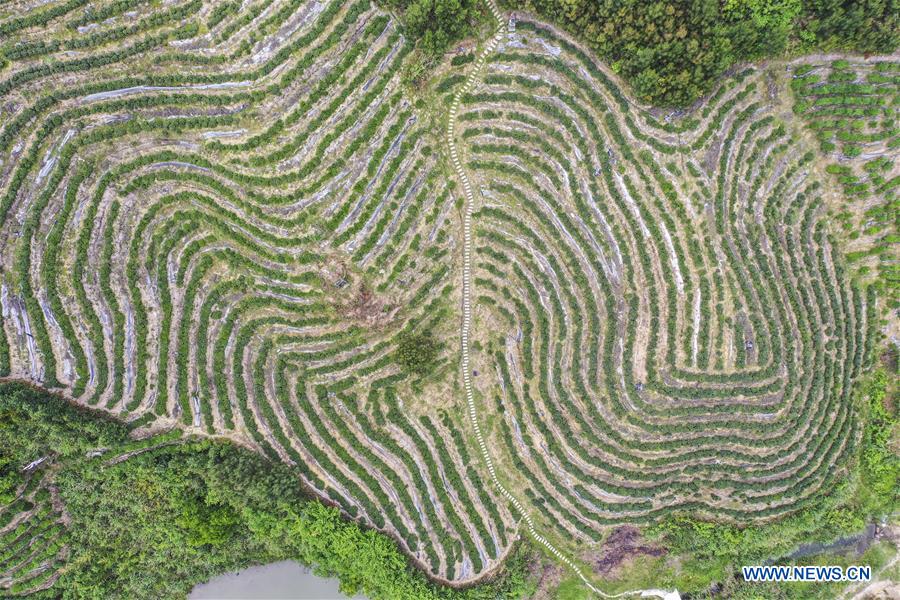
[395, 330, 441, 376]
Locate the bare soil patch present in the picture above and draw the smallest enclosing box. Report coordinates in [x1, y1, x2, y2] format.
[586, 526, 667, 578]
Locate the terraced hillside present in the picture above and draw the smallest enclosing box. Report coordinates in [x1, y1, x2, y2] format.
[0, 0, 887, 591]
[789, 58, 899, 312]
[0, 0, 510, 582]
[0, 459, 68, 595]
[452, 18, 880, 539]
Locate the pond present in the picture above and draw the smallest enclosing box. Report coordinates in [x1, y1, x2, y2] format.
[189, 560, 367, 600]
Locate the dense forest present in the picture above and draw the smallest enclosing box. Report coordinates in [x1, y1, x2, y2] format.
[513, 0, 899, 105]
[0, 383, 532, 599]
[390, 0, 898, 105]
[383, 0, 483, 55]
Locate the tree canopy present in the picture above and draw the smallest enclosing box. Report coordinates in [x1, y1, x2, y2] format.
[0, 383, 532, 599]
[386, 0, 482, 55]
[395, 330, 443, 376]
[507, 0, 898, 106]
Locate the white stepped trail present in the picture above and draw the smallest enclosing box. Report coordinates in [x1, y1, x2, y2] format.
[445, 2, 678, 599]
